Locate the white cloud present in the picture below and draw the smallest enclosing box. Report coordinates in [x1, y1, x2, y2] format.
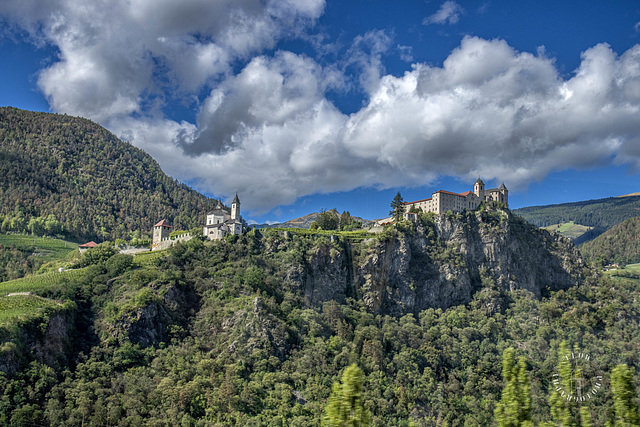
[1, 0, 325, 123]
[343, 30, 392, 94]
[344, 38, 640, 188]
[423, 1, 464, 25]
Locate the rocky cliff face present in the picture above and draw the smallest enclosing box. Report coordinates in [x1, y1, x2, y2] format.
[304, 209, 585, 316]
[104, 283, 199, 346]
[0, 309, 76, 374]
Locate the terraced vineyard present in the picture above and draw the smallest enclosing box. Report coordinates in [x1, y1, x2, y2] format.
[268, 227, 374, 242]
[0, 249, 168, 325]
[0, 269, 86, 295]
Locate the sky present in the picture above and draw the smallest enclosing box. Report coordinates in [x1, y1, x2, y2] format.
[1, 0, 640, 225]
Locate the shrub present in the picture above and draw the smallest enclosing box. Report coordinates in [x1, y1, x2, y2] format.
[105, 254, 134, 276]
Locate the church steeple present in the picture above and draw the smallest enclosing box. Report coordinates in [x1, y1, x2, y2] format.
[231, 193, 240, 220]
[474, 178, 485, 200]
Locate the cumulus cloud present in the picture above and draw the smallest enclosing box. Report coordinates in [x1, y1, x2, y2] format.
[1, 0, 325, 122]
[179, 36, 640, 212]
[344, 37, 640, 187]
[423, 1, 464, 25]
[184, 51, 343, 155]
[3, 1, 640, 214]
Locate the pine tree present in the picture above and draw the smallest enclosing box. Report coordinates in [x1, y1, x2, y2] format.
[390, 192, 405, 222]
[322, 364, 371, 427]
[610, 364, 640, 427]
[495, 347, 533, 427]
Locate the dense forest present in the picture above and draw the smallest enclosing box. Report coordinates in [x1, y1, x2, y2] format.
[0, 107, 219, 242]
[512, 196, 640, 244]
[1, 211, 638, 426]
[580, 215, 640, 266]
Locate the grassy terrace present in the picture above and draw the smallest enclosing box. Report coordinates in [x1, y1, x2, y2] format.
[604, 263, 640, 281]
[542, 221, 593, 240]
[131, 248, 168, 267]
[0, 269, 86, 295]
[0, 294, 66, 324]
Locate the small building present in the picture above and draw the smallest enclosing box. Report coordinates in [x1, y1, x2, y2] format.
[151, 219, 194, 251]
[152, 219, 172, 251]
[78, 241, 98, 253]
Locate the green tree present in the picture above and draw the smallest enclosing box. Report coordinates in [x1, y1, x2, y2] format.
[340, 211, 360, 231]
[610, 364, 640, 427]
[27, 216, 46, 236]
[10, 211, 26, 232]
[494, 347, 533, 427]
[105, 253, 134, 276]
[44, 214, 61, 235]
[546, 342, 578, 427]
[389, 192, 405, 222]
[75, 242, 118, 267]
[322, 364, 371, 426]
[312, 210, 339, 231]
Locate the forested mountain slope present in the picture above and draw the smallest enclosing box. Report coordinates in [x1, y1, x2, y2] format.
[512, 195, 640, 244]
[3, 209, 627, 426]
[0, 107, 217, 241]
[580, 214, 640, 266]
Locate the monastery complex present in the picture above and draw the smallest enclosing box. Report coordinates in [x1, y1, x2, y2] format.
[404, 179, 508, 215]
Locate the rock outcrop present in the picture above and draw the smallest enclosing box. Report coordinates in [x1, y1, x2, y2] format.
[304, 209, 585, 316]
[0, 309, 76, 374]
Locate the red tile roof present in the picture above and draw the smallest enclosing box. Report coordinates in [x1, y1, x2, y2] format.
[79, 241, 98, 248]
[154, 219, 172, 227]
[404, 197, 432, 204]
[435, 190, 469, 197]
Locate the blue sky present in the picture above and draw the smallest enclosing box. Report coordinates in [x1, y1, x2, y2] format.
[1, 1, 640, 224]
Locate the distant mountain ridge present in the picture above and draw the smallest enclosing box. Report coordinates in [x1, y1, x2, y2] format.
[512, 195, 640, 244]
[580, 215, 640, 265]
[0, 107, 218, 241]
[256, 209, 376, 229]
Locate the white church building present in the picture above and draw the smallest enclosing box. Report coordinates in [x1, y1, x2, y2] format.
[202, 193, 244, 240]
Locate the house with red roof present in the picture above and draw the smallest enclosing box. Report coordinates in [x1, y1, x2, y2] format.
[78, 241, 98, 253]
